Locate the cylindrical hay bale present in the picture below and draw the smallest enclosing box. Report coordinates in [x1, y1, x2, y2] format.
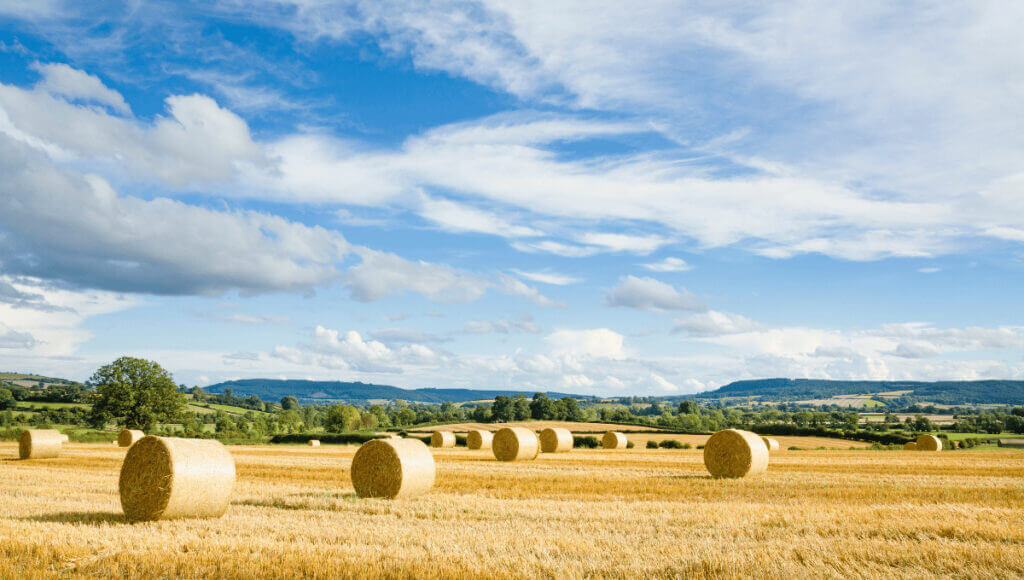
[903, 442, 918, 450]
[467, 429, 493, 450]
[492, 427, 540, 461]
[60, 433, 70, 443]
[602, 431, 627, 449]
[19, 429, 63, 459]
[916, 434, 942, 451]
[119, 429, 145, 448]
[308, 439, 321, 447]
[431, 431, 456, 448]
[703, 429, 769, 478]
[539, 428, 573, 453]
[387, 433, 402, 439]
[119, 436, 235, 522]
[762, 437, 780, 452]
[351, 438, 435, 499]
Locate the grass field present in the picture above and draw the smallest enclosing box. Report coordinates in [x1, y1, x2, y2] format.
[2, 441, 1023, 578]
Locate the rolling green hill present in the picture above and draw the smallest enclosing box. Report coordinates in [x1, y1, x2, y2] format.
[205, 379, 581, 405]
[694, 379, 1024, 405]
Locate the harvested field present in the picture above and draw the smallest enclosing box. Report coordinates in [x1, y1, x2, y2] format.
[1, 442, 1022, 578]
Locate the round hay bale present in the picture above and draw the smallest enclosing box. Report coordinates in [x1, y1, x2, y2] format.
[602, 431, 627, 449]
[539, 428, 573, 453]
[466, 429, 493, 450]
[916, 434, 942, 451]
[59, 433, 70, 444]
[492, 427, 540, 461]
[118, 429, 145, 448]
[387, 433, 402, 439]
[431, 431, 456, 448]
[762, 437, 780, 452]
[351, 438, 435, 499]
[903, 441, 918, 450]
[19, 429, 63, 459]
[119, 436, 236, 522]
[308, 439, 321, 447]
[703, 429, 769, 478]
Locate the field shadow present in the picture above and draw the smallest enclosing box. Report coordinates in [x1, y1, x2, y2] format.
[652, 474, 711, 481]
[234, 492, 359, 511]
[22, 511, 126, 526]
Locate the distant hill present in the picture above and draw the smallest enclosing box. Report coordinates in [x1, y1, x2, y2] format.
[205, 379, 581, 405]
[694, 378, 1024, 405]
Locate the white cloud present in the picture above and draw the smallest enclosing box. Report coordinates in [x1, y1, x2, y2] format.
[509, 269, 581, 286]
[418, 195, 542, 238]
[495, 274, 562, 308]
[0, 276, 140, 358]
[605, 276, 705, 313]
[0, 323, 36, 349]
[342, 248, 490, 303]
[510, 240, 601, 258]
[641, 257, 691, 272]
[576, 232, 669, 255]
[673, 310, 764, 337]
[545, 328, 624, 359]
[0, 80, 267, 185]
[33, 62, 131, 115]
[0, 135, 348, 295]
[461, 315, 540, 335]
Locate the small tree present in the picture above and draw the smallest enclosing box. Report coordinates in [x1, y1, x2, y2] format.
[281, 396, 300, 411]
[88, 357, 185, 430]
[0, 388, 14, 410]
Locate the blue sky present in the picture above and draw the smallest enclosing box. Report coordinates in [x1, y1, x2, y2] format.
[2, 1, 1024, 394]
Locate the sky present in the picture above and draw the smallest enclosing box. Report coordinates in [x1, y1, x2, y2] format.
[1, 1, 1024, 395]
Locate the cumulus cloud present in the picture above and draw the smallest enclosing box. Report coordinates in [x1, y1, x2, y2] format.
[605, 276, 705, 313]
[342, 248, 491, 303]
[545, 328, 624, 359]
[32, 62, 131, 115]
[0, 135, 349, 295]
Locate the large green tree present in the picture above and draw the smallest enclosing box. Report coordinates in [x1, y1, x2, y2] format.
[88, 357, 185, 430]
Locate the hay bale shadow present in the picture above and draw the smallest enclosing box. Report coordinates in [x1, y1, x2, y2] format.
[22, 511, 126, 525]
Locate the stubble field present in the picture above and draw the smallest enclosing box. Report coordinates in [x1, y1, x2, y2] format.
[1, 442, 1023, 578]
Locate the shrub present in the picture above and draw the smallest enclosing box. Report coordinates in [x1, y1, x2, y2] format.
[626, 441, 635, 449]
[788, 446, 802, 451]
[574, 435, 600, 449]
[696, 445, 704, 450]
[659, 439, 684, 449]
[682, 442, 692, 449]
[646, 440, 658, 449]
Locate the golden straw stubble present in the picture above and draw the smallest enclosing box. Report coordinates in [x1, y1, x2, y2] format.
[467, 429, 493, 450]
[351, 438, 435, 499]
[119, 436, 236, 522]
[916, 434, 943, 451]
[703, 429, 770, 478]
[492, 427, 540, 461]
[539, 428, 573, 453]
[19, 429, 63, 459]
